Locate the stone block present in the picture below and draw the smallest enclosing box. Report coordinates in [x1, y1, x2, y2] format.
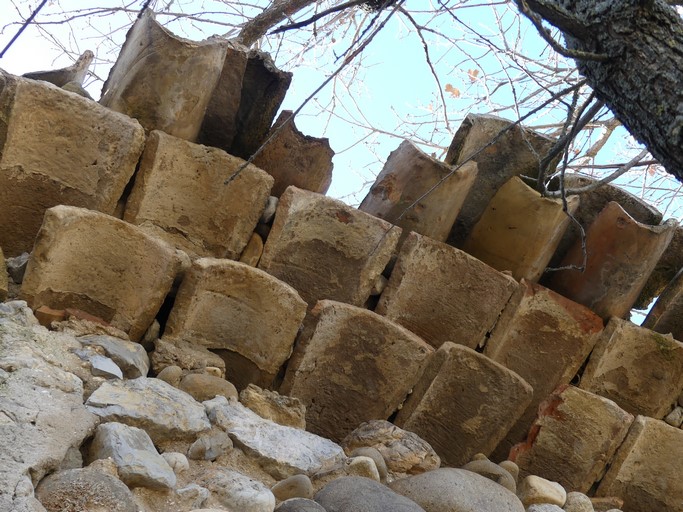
[252, 110, 334, 197]
[124, 130, 273, 260]
[642, 265, 683, 341]
[376, 232, 521, 349]
[444, 114, 557, 246]
[394, 342, 533, 467]
[580, 317, 683, 418]
[239, 233, 264, 267]
[596, 416, 683, 512]
[0, 70, 145, 256]
[463, 177, 579, 281]
[636, 224, 683, 309]
[100, 10, 226, 141]
[359, 140, 477, 244]
[151, 336, 225, 375]
[510, 385, 634, 493]
[20, 206, 181, 341]
[165, 258, 306, 374]
[485, 280, 603, 459]
[259, 187, 401, 307]
[281, 300, 433, 442]
[546, 202, 677, 320]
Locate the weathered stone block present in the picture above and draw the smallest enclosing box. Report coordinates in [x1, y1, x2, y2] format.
[151, 336, 225, 375]
[394, 342, 533, 467]
[546, 201, 677, 320]
[510, 385, 634, 493]
[444, 114, 557, 246]
[642, 265, 683, 341]
[359, 140, 477, 244]
[164, 258, 306, 374]
[580, 317, 683, 418]
[281, 300, 433, 442]
[259, 187, 401, 307]
[636, 224, 683, 309]
[21, 206, 181, 341]
[375, 232, 521, 349]
[463, 177, 579, 282]
[252, 110, 334, 197]
[596, 415, 683, 512]
[485, 280, 603, 459]
[124, 130, 273, 259]
[0, 70, 145, 256]
[100, 9, 226, 141]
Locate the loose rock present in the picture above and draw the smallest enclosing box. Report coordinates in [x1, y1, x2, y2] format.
[315, 476, 426, 512]
[199, 468, 276, 512]
[517, 475, 567, 508]
[179, 372, 238, 402]
[271, 474, 314, 501]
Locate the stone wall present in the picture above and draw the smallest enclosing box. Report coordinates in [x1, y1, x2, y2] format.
[1, 10, 682, 512]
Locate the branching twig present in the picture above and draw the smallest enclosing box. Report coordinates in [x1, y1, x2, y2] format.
[0, 0, 49, 58]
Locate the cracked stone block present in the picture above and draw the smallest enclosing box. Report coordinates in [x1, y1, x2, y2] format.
[123, 130, 273, 259]
[20, 206, 182, 341]
[511, 385, 634, 493]
[580, 317, 683, 418]
[164, 258, 306, 374]
[0, 70, 145, 256]
[281, 300, 433, 442]
[259, 186, 401, 307]
[375, 232, 522, 350]
[359, 140, 478, 245]
[394, 342, 533, 467]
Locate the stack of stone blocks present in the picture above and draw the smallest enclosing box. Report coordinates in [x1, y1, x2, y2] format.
[1, 10, 682, 512]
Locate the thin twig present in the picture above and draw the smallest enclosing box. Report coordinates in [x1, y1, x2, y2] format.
[0, 0, 49, 58]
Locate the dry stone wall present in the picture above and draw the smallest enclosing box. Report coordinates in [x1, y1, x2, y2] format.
[1, 9, 682, 512]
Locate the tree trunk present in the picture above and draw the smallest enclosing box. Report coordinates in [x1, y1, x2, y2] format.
[524, 0, 683, 182]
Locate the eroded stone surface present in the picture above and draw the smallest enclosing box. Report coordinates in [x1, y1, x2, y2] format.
[643, 265, 683, 342]
[240, 384, 307, 429]
[151, 337, 226, 376]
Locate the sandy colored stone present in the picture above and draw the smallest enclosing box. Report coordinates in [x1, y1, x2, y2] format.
[636, 224, 683, 310]
[179, 373, 238, 402]
[463, 176, 579, 282]
[597, 416, 683, 512]
[517, 475, 566, 508]
[259, 187, 401, 307]
[395, 342, 533, 467]
[444, 113, 557, 247]
[240, 232, 264, 267]
[485, 280, 603, 459]
[359, 140, 477, 244]
[376, 232, 521, 349]
[151, 336, 226, 376]
[124, 130, 273, 259]
[20, 206, 181, 341]
[252, 110, 334, 197]
[580, 317, 683, 418]
[281, 300, 433, 442]
[0, 70, 145, 257]
[214, 348, 277, 391]
[240, 384, 307, 429]
[547, 202, 677, 320]
[643, 264, 683, 342]
[165, 258, 306, 374]
[511, 385, 634, 493]
[100, 9, 226, 141]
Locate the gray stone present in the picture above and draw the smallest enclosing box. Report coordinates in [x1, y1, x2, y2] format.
[161, 452, 189, 474]
[664, 406, 683, 428]
[563, 492, 595, 512]
[188, 428, 233, 461]
[276, 498, 326, 512]
[89, 422, 176, 489]
[461, 458, 516, 493]
[206, 396, 345, 478]
[389, 468, 525, 512]
[271, 474, 314, 501]
[349, 447, 388, 483]
[527, 506, 564, 512]
[198, 467, 276, 512]
[86, 377, 211, 442]
[87, 352, 124, 379]
[78, 334, 150, 378]
[315, 476, 426, 512]
[132, 484, 211, 512]
[6, 252, 29, 283]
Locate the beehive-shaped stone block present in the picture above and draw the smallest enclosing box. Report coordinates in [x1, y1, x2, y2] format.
[281, 300, 434, 442]
[580, 317, 683, 418]
[21, 206, 182, 341]
[100, 9, 226, 141]
[0, 70, 145, 257]
[485, 280, 603, 459]
[511, 385, 634, 493]
[444, 114, 557, 246]
[375, 232, 521, 349]
[251, 110, 334, 197]
[359, 141, 478, 244]
[596, 416, 683, 512]
[258, 187, 401, 307]
[463, 177, 579, 282]
[547, 202, 677, 320]
[164, 258, 306, 374]
[642, 265, 683, 341]
[394, 342, 533, 467]
[123, 130, 273, 260]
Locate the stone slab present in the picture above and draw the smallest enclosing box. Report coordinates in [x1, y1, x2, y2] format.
[636, 224, 683, 309]
[642, 264, 683, 341]
[394, 342, 533, 467]
[259, 186, 401, 307]
[281, 300, 433, 442]
[124, 130, 273, 260]
[375, 231, 521, 349]
[164, 258, 306, 373]
[20, 206, 182, 341]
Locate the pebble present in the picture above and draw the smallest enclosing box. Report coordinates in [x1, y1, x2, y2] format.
[664, 405, 683, 428]
[461, 456, 517, 492]
[187, 428, 233, 461]
[157, 364, 184, 386]
[517, 475, 566, 508]
[162, 451, 190, 473]
[271, 474, 314, 501]
[563, 491, 595, 512]
[179, 372, 239, 401]
[349, 447, 389, 483]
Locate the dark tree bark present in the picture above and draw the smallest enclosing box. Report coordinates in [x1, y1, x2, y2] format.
[522, 0, 683, 182]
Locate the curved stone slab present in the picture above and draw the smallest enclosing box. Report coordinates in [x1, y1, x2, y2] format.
[643, 265, 683, 341]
